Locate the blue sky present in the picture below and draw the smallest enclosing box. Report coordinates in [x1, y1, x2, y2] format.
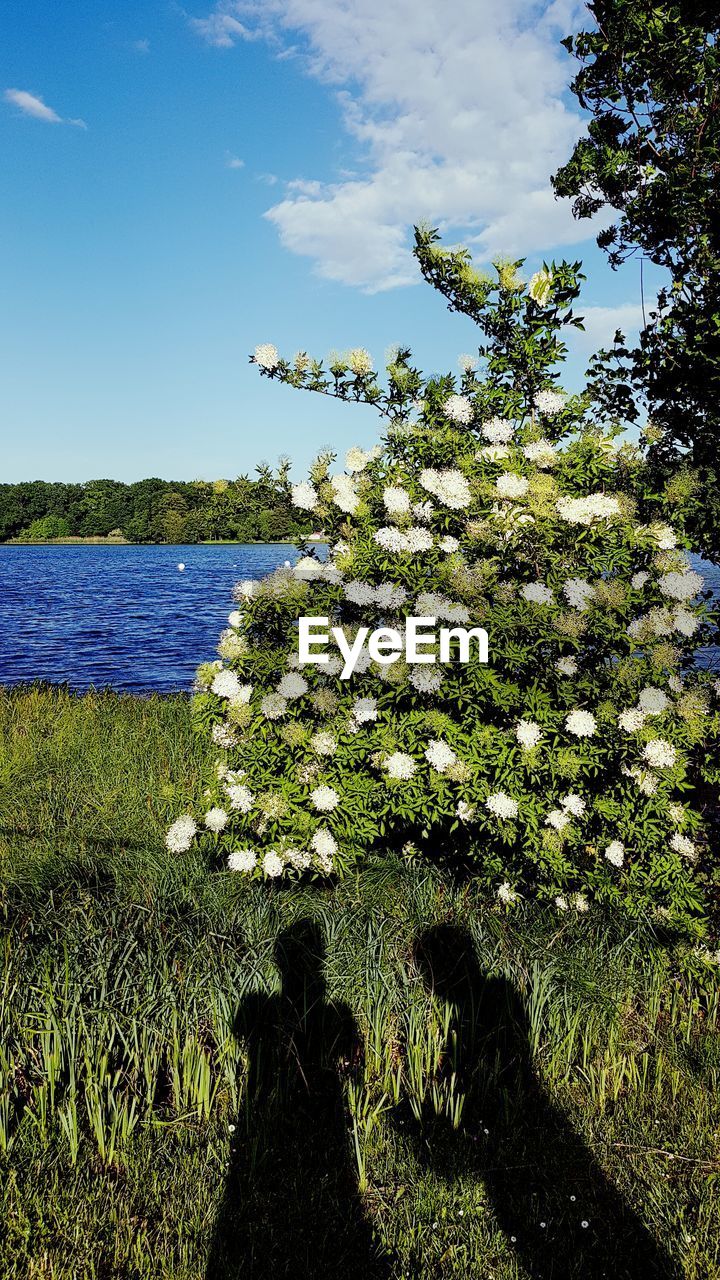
[1, 0, 657, 484]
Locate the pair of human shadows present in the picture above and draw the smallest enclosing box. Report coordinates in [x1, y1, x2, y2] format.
[407, 924, 681, 1280]
[205, 918, 393, 1280]
[206, 919, 679, 1280]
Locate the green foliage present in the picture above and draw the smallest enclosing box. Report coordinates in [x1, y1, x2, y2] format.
[0, 465, 313, 544]
[176, 232, 720, 937]
[552, 0, 720, 559]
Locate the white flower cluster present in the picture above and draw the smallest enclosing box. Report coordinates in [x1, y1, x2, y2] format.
[347, 348, 374, 375]
[534, 389, 566, 416]
[211, 670, 253, 704]
[166, 815, 197, 853]
[563, 578, 594, 611]
[604, 840, 625, 867]
[419, 468, 472, 510]
[556, 494, 621, 525]
[496, 473, 529, 500]
[291, 482, 319, 511]
[515, 719, 542, 750]
[658, 570, 704, 601]
[344, 579, 407, 609]
[383, 752, 417, 780]
[383, 485, 411, 516]
[277, 673, 308, 700]
[443, 394, 474, 425]
[486, 792, 518, 820]
[330, 473, 360, 514]
[523, 438, 556, 467]
[521, 582, 554, 605]
[424, 740, 457, 773]
[311, 785, 339, 812]
[374, 526, 434, 554]
[346, 444, 381, 472]
[642, 739, 677, 769]
[415, 592, 469, 624]
[565, 710, 597, 738]
[482, 417, 515, 444]
[253, 343, 279, 370]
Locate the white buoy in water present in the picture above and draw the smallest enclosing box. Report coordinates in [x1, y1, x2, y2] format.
[177, 563, 186, 571]
[284, 560, 291, 567]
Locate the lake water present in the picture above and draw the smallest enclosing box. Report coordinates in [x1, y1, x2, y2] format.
[0, 544, 717, 694]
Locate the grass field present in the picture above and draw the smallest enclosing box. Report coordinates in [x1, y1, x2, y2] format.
[0, 685, 718, 1279]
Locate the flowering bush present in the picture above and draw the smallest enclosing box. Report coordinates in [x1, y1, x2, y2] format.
[170, 227, 719, 934]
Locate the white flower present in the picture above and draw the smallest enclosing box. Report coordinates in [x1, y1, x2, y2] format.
[424, 740, 457, 773]
[376, 581, 408, 609]
[521, 582, 554, 605]
[228, 609, 243, 628]
[481, 417, 515, 444]
[235, 579, 256, 599]
[262, 851, 284, 877]
[226, 784, 254, 813]
[515, 719, 542, 750]
[658, 570, 704, 601]
[416, 592, 469, 623]
[572, 893, 590, 913]
[619, 708, 646, 732]
[311, 827, 338, 871]
[457, 353, 477, 373]
[353, 697, 378, 723]
[534, 389, 566, 416]
[374, 526, 408, 553]
[277, 673, 308, 700]
[673, 608, 699, 637]
[670, 832, 697, 859]
[205, 807, 229, 833]
[383, 485, 411, 516]
[227, 849, 257, 872]
[261, 693, 287, 720]
[485, 792, 518, 820]
[383, 752, 417, 780]
[561, 794, 586, 817]
[631, 571, 649, 590]
[292, 482, 319, 511]
[563, 578, 594, 611]
[528, 269, 553, 304]
[311, 731, 337, 756]
[623, 765, 659, 795]
[419, 468, 472, 510]
[496, 473, 529, 500]
[556, 656, 578, 676]
[497, 881, 518, 904]
[649, 522, 677, 550]
[565, 710, 597, 738]
[330, 473, 360, 514]
[546, 809, 570, 831]
[523, 439, 556, 467]
[165, 815, 197, 853]
[638, 686, 670, 716]
[555, 895, 568, 912]
[642, 739, 677, 769]
[604, 840, 625, 867]
[254, 343, 279, 369]
[404, 527, 434, 552]
[285, 848, 312, 870]
[310, 785, 339, 812]
[439, 535, 459, 553]
[443, 394, 474, 425]
[347, 347, 373, 375]
[409, 667, 444, 694]
[556, 494, 621, 525]
[412, 499, 434, 522]
[211, 669, 245, 701]
[211, 723, 237, 748]
[667, 802, 686, 825]
[344, 580, 376, 607]
[457, 800, 476, 822]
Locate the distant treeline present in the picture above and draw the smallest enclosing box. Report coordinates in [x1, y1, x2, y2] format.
[0, 463, 314, 544]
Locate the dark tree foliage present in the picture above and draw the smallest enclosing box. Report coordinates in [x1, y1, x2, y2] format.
[552, 1, 720, 560]
[0, 465, 312, 544]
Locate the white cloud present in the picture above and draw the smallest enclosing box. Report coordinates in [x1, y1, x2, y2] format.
[4, 88, 86, 128]
[133, 38, 151, 55]
[226, 154, 245, 169]
[569, 303, 644, 354]
[189, 0, 597, 290]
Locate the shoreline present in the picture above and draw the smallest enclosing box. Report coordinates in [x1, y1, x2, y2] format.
[0, 537, 316, 547]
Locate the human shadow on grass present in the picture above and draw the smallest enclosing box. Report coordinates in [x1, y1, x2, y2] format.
[205, 918, 392, 1280]
[402, 924, 680, 1280]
